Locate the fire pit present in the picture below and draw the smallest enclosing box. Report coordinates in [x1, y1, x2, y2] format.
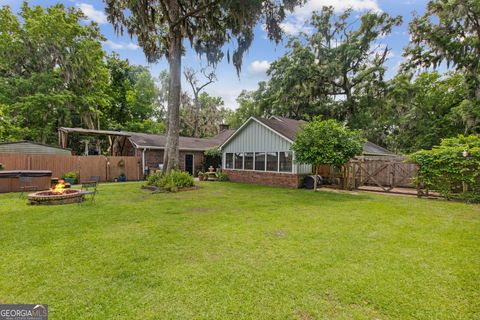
[28, 180, 84, 205]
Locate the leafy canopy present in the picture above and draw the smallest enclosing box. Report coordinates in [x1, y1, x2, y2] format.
[292, 119, 364, 166]
[404, 0, 480, 133]
[105, 0, 303, 73]
[263, 6, 401, 122]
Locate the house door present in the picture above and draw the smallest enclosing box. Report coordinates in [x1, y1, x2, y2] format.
[185, 154, 194, 175]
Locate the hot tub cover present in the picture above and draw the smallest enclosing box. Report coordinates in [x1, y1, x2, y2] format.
[0, 170, 52, 178]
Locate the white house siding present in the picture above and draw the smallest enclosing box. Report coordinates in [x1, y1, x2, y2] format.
[222, 119, 312, 174]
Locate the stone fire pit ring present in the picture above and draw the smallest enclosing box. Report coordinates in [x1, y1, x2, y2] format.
[28, 189, 84, 205]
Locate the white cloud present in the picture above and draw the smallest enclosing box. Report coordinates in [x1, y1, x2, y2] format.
[282, 0, 381, 35]
[248, 60, 271, 76]
[78, 3, 107, 24]
[103, 40, 140, 51]
[126, 43, 140, 50]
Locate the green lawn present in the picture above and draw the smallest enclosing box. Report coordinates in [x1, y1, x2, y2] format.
[0, 182, 479, 319]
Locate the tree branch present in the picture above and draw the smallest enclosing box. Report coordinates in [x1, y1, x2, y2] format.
[172, 0, 221, 28]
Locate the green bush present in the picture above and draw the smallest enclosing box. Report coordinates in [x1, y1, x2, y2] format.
[408, 135, 480, 203]
[215, 170, 229, 181]
[146, 170, 195, 192]
[62, 171, 77, 179]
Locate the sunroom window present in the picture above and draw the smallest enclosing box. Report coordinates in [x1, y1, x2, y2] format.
[234, 153, 243, 169]
[244, 152, 254, 170]
[225, 153, 233, 169]
[279, 151, 293, 172]
[266, 152, 278, 171]
[255, 152, 265, 171]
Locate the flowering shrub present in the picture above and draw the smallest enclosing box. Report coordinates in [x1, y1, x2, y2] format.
[408, 135, 480, 202]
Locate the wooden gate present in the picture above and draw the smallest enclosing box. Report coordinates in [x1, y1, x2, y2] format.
[344, 157, 418, 192]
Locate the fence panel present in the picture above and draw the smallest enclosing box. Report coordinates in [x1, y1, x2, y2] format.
[0, 154, 29, 171]
[353, 158, 418, 189]
[0, 154, 141, 183]
[108, 156, 141, 181]
[78, 156, 107, 183]
[29, 155, 78, 178]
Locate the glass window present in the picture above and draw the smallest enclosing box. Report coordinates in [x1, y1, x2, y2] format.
[234, 153, 243, 169]
[255, 152, 265, 171]
[267, 152, 278, 171]
[279, 151, 293, 172]
[225, 153, 233, 169]
[244, 152, 254, 170]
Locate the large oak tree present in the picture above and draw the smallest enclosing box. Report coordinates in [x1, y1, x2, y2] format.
[404, 0, 480, 133]
[104, 0, 303, 172]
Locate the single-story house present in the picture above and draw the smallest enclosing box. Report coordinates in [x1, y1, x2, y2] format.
[0, 141, 71, 155]
[58, 126, 234, 175]
[219, 116, 397, 188]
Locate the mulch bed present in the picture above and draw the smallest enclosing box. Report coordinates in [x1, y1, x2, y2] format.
[141, 185, 201, 193]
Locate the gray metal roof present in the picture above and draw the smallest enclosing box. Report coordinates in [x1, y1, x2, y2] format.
[58, 127, 130, 136]
[58, 127, 235, 151]
[0, 141, 71, 155]
[129, 130, 235, 150]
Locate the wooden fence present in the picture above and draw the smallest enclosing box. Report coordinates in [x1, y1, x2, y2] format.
[317, 156, 418, 192]
[0, 154, 141, 183]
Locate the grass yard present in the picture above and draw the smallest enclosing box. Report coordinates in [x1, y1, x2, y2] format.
[0, 182, 479, 319]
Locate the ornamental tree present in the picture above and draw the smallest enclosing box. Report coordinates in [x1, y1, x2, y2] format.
[104, 0, 303, 172]
[291, 119, 364, 190]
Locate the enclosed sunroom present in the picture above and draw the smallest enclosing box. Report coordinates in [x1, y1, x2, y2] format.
[220, 116, 312, 188]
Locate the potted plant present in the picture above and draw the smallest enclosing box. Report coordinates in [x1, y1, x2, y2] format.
[198, 171, 205, 181]
[119, 173, 126, 182]
[62, 171, 77, 185]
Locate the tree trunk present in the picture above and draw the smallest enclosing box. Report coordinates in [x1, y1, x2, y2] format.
[163, 3, 182, 173]
[193, 92, 200, 137]
[313, 165, 318, 191]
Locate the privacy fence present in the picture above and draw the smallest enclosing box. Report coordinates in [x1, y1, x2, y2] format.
[0, 154, 141, 183]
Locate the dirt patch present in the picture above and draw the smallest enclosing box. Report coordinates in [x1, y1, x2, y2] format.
[141, 185, 201, 193]
[270, 229, 288, 238]
[295, 310, 315, 320]
[189, 207, 212, 214]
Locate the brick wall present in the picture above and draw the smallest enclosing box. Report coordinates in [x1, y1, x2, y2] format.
[144, 150, 164, 171]
[224, 169, 306, 188]
[142, 149, 204, 175]
[179, 151, 204, 174]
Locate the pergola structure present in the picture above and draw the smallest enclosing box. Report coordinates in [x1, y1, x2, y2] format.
[58, 127, 132, 156]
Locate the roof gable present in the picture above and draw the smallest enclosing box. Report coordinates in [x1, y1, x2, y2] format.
[220, 116, 304, 149]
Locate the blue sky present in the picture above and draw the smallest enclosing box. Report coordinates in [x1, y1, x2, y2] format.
[0, 0, 428, 109]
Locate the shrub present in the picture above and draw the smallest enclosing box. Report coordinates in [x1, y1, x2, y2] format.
[63, 171, 77, 179]
[408, 135, 480, 203]
[215, 170, 229, 181]
[203, 147, 222, 171]
[146, 170, 195, 192]
[146, 171, 163, 186]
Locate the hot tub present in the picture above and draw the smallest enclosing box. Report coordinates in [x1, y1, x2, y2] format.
[0, 170, 52, 193]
